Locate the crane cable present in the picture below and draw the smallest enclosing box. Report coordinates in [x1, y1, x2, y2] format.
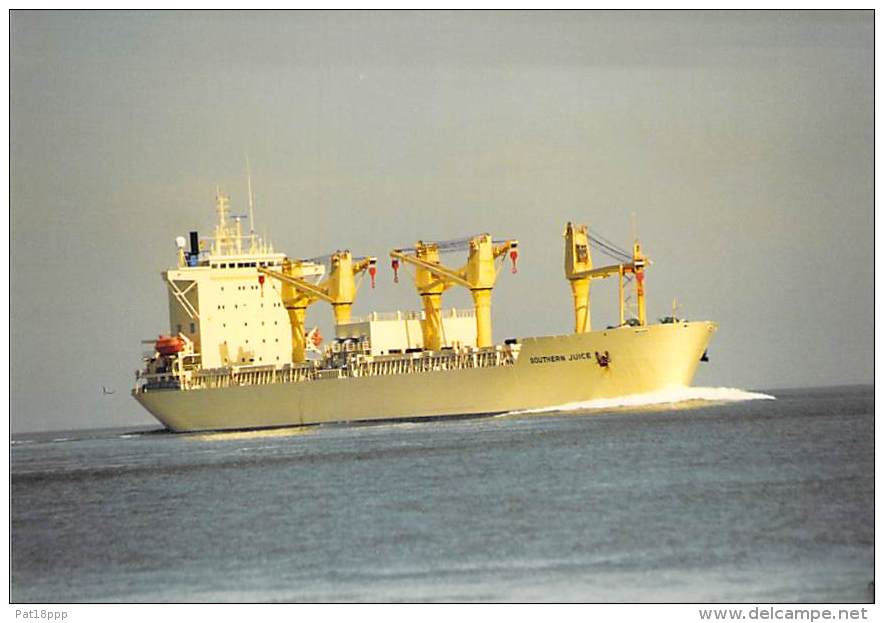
[588, 234, 631, 261]
[587, 228, 633, 263]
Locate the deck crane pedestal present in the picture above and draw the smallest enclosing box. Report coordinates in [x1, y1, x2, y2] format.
[564, 222, 649, 331]
[259, 251, 377, 363]
[390, 234, 518, 351]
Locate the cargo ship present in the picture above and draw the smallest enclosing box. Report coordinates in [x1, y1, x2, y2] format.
[133, 186, 717, 432]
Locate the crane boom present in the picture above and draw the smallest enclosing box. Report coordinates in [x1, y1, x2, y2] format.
[572, 260, 644, 280]
[259, 266, 334, 304]
[389, 249, 471, 289]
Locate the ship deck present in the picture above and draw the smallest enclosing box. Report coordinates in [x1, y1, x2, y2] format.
[135, 344, 518, 393]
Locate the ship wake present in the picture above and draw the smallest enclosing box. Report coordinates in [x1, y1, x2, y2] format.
[507, 386, 775, 416]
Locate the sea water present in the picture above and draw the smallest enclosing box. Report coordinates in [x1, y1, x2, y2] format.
[10, 385, 873, 603]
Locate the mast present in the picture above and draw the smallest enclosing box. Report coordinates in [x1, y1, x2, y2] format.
[246, 156, 257, 253]
[213, 187, 232, 255]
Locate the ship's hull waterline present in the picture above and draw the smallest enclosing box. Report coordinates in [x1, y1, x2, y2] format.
[135, 321, 717, 433]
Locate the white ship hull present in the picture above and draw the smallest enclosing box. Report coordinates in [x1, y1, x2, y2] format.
[134, 321, 717, 433]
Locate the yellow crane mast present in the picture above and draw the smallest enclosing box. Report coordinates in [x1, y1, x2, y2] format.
[259, 251, 377, 363]
[564, 223, 593, 333]
[564, 222, 649, 331]
[390, 235, 518, 350]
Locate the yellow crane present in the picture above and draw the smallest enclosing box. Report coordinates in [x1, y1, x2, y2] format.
[390, 234, 518, 350]
[564, 222, 649, 332]
[258, 251, 377, 363]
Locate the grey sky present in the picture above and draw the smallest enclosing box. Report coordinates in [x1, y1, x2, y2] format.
[11, 10, 873, 433]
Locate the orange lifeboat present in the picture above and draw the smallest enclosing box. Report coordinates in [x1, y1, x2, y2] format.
[155, 335, 184, 356]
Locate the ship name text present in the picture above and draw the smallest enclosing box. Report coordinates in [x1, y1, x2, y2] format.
[529, 351, 600, 365]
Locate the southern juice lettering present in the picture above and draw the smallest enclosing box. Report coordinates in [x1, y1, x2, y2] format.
[529, 351, 610, 365]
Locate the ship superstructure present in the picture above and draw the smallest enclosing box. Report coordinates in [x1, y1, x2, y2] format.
[161, 190, 312, 370]
[134, 186, 717, 432]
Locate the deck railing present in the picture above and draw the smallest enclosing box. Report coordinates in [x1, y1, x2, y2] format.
[136, 345, 518, 393]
